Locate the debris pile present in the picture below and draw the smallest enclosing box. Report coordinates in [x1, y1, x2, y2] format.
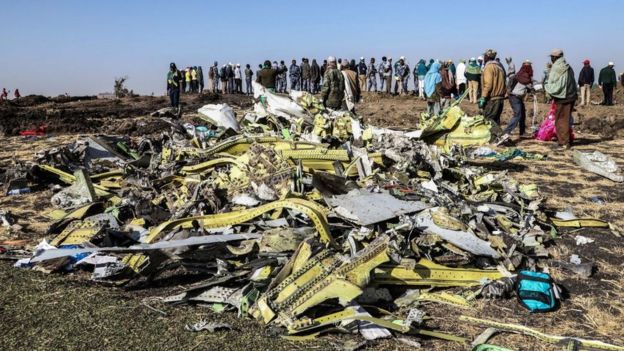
[5, 84, 623, 349]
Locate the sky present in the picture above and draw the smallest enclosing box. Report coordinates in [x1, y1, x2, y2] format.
[1, 0, 623, 96]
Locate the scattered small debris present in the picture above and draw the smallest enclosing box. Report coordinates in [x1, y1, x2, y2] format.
[184, 320, 232, 333]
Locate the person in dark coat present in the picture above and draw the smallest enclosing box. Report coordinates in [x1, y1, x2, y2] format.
[578, 60, 595, 106]
[598, 62, 617, 106]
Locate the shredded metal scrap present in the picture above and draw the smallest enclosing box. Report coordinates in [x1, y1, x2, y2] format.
[8, 88, 621, 349]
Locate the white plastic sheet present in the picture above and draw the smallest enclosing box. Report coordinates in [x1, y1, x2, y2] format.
[252, 82, 308, 121]
[197, 104, 240, 131]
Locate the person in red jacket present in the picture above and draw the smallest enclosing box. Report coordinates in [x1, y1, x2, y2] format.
[0, 88, 8, 101]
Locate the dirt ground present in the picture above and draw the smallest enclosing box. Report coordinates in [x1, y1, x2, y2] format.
[1, 92, 623, 351]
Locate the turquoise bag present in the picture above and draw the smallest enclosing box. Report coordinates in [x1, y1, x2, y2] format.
[516, 271, 558, 312]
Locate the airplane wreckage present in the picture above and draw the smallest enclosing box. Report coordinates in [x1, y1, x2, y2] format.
[4, 83, 624, 350]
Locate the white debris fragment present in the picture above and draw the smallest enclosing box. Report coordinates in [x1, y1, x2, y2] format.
[570, 254, 582, 265]
[575, 235, 595, 246]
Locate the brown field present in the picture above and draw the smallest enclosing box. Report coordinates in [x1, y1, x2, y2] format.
[1, 91, 623, 351]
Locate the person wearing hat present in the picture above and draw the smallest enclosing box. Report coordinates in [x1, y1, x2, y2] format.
[166, 62, 182, 109]
[544, 49, 577, 150]
[456, 59, 467, 96]
[465, 58, 481, 104]
[478, 49, 507, 125]
[357, 57, 367, 92]
[598, 62, 617, 106]
[578, 60, 595, 106]
[320, 56, 345, 110]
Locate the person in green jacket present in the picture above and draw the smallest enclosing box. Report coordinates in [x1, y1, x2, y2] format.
[465, 58, 482, 104]
[544, 49, 577, 150]
[321, 56, 345, 110]
[598, 62, 617, 106]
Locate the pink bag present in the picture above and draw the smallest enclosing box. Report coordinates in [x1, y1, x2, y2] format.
[534, 103, 574, 141]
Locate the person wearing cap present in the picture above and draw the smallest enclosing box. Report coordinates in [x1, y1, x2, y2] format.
[289, 59, 301, 91]
[357, 58, 367, 92]
[465, 58, 481, 104]
[166, 62, 182, 108]
[545, 49, 577, 150]
[478, 49, 507, 125]
[598, 62, 617, 106]
[367, 58, 378, 92]
[320, 56, 345, 110]
[502, 60, 534, 139]
[456, 59, 467, 96]
[578, 60, 595, 106]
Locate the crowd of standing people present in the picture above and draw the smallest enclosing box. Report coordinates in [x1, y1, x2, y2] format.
[167, 52, 624, 151]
